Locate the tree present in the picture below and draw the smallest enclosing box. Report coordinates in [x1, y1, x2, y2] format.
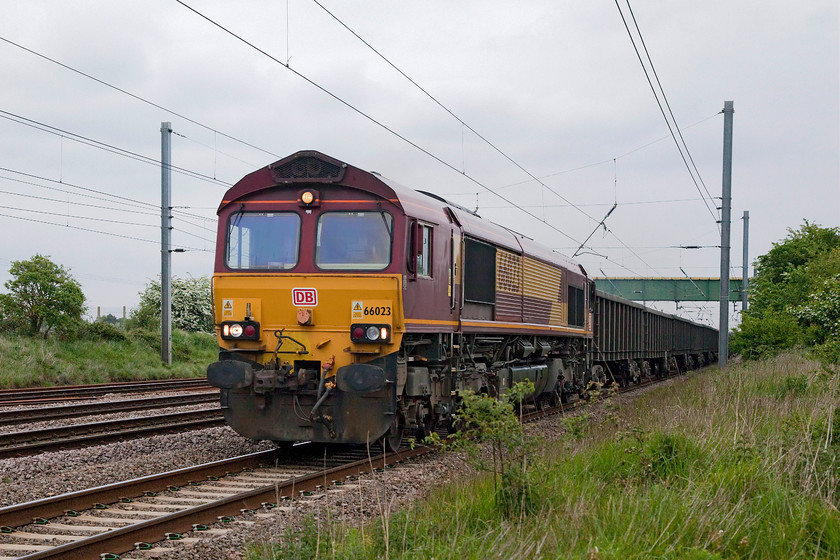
[748, 221, 840, 316]
[130, 276, 213, 333]
[732, 222, 840, 362]
[101, 313, 120, 326]
[0, 254, 86, 338]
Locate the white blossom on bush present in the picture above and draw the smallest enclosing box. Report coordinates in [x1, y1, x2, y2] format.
[132, 276, 213, 333]
[790, 275, 840, 339]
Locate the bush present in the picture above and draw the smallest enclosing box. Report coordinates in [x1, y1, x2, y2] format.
[130, 276, 213, 333]
[736, 223, 840, 361]
[127, 328, 162, 351]
[730, 311, 802, 360]
[78, 321, 127, 342]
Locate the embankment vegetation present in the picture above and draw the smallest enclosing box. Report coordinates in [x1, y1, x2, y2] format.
[0, 254, 215, 387]
[731, 221, 840, 365]
[256, 352, 839, 560]
[0, 328, 216, 387]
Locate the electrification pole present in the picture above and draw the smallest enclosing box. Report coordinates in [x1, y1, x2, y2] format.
[742, 210, 749, 312]
[719, 101, 734, 369]
[161, 122, 172, 365]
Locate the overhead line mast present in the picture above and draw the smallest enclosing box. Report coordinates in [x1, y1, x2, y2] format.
[719, 101, 734, 369]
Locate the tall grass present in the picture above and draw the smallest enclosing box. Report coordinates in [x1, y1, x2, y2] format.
[0, 330, 217, 387]
[255, 352, 840, 559]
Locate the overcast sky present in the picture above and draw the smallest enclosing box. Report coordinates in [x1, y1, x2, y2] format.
[0, 1, 837, 327]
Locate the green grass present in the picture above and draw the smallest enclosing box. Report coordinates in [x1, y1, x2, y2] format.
[252, 352, 840, 560]
[0, 329, 217, 387]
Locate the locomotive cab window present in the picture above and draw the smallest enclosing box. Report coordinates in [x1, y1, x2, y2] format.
[226, 212, 300, 270]
[315, 211, 393, 270]
[413, 223, 433, 277]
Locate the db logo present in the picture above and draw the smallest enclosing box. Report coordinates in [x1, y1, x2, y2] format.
[292, 288, 318, 307]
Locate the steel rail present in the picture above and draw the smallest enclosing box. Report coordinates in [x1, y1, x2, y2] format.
[0, 409, 224, 459]
[20, 446, 429, 560]
[0, 392, 219, 426]
[1, 369, 702, 558]
[0, 379, 210, 405]
[0, 449, 281, 528]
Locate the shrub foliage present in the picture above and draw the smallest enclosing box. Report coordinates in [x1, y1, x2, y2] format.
[130, 276, 213, 333]
[731, 221, 840, 363]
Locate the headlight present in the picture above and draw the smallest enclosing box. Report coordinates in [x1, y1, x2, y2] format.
[220, 320, 261, 341]
[350, 323, 391, 343]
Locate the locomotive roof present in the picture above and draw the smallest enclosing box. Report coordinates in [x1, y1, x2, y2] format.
[220, 150, 583, 275]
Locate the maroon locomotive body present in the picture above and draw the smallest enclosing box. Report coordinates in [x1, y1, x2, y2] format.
[207, 150, 716, 448]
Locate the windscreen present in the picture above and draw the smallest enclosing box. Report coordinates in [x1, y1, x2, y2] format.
[226, 212, 300, 270]
[315, 211, 393, 270]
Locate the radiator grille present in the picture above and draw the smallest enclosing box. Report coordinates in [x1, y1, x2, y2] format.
[270, 155, 344, 183]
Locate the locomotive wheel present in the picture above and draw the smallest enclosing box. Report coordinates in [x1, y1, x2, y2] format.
[380, 416, 404, 453]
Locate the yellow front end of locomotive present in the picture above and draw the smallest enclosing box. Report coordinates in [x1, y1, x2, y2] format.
[211, 273, 404, 372]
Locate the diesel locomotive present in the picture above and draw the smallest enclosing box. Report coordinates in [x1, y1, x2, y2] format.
[206, 150, 717, 450]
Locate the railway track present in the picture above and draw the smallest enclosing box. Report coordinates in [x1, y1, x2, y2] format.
[0, 379, 211, 407]
[0, 393, 219, 427]
[0, 409, 224, 459]
[0, 444, 427, 559]
[0, 370, 692, 559]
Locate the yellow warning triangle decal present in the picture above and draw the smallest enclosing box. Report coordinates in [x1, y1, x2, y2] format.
[353, 302, 362, 311]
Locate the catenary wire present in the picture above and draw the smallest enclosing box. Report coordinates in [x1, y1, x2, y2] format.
[0, 110, 231, 188]
[0, 211, 210, 252]
[0, 167, 216, 223]
[449, 112, 721, 196]
[624, 1, 717, 207]
[0, 187, 159, 217]
[612, 0, 719, 225]
[478, 197, 706, 209]
[0, 169, 217, 241]
[311, 0, 601, 225]
[0, 203, 157, 228]
[174, 0, 587, 249]
[0, 167, 158, 211]
[308, 1, 687, 278]
[0, 173, 158, 213]
[0, 35, 284, 161]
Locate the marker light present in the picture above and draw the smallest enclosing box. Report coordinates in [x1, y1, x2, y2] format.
[350, 323, 392, 343]
[220, 320, 261, 341]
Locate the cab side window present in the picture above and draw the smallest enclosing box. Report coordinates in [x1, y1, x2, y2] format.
[416, 224, 433, 277]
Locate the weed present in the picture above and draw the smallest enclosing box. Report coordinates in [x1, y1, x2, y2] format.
[773, 374, 809, 398]
[561, 413, 590, 441]
[246, 351, 840, 560]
